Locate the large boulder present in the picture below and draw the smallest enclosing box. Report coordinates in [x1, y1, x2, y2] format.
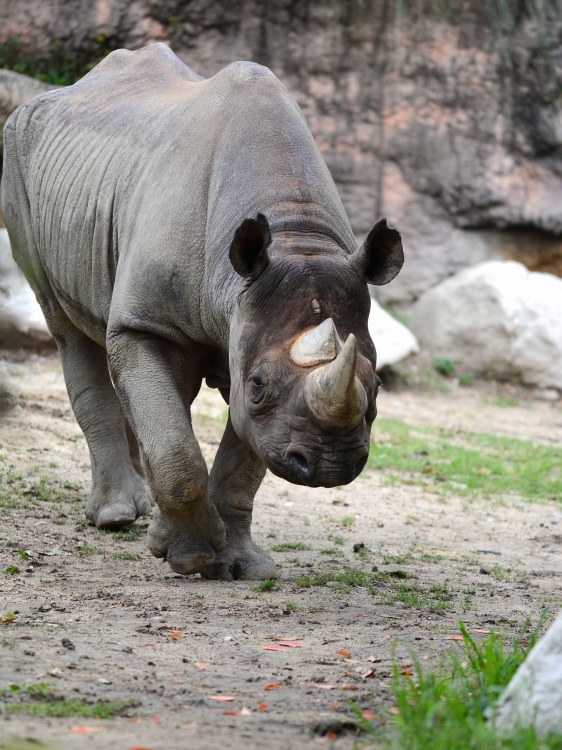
[0, 228, 52, 347]
[409, 261, 562, 391]
[369, 298, 419, 371]
[495, 611, 562, 736]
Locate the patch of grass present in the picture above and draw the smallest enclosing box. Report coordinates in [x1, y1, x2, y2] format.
[369, 419, 562, 503]
[496, 396, 520, 407]
[266, 532, 277, 538]
[112, 552, 138, 560]
[295, 566, 374, 590]
[254, 579, 277, 592]
[97, 526, 142, 542]
[271, 542, 311, 551]
[329, 516, 355, 528]
[80, 546, 104, 555]
[320, 547, 345, 557]
[459, 373, 475, 387]
[2, 682, 135, 718]
[354, 615, 560, 749]
[433, 357, 454, 376]
[421, 553, 446, 564]
[381, 582, 455, 614]
[329, 535, 345, 546]
[383, 551, 414, 565]
[283, 600, 298, 612]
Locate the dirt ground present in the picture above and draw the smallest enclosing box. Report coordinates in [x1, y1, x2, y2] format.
[0, 352, 561, 750]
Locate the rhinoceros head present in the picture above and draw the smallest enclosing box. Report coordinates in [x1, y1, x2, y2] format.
[227, 213, 403, 488]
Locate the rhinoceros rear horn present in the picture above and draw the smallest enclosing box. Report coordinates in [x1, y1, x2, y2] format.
[350, 217, 403, 286]
[304, 333, 368, 429]
[229, 213, 272, 280]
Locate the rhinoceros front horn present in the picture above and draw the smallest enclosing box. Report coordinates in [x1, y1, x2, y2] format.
[303, 333, 368, 428]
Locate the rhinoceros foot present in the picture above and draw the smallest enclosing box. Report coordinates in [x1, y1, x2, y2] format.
[147, 503, 227, 575]
[200, 541, 277, 581]
[86, 470, 152, 529]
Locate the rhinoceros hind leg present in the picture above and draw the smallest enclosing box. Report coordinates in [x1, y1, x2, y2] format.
[46, 314, 152, 529]
[200, 414, 277, 581]
[87, 471, 151, 529]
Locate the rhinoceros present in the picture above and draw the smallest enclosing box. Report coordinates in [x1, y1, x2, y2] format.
[1, 44, 403, 580]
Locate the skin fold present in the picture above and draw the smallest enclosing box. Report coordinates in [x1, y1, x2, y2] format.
[1, 43, 403, 580]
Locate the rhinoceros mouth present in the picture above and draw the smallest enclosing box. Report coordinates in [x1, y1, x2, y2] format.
[264, 443, 369, 488]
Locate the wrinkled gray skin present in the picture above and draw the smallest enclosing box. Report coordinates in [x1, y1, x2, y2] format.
[1, 44, 403, 580]
[0, 69, 59, 150]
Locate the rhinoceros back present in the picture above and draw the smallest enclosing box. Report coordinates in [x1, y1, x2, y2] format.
[2, 43, 354, 345]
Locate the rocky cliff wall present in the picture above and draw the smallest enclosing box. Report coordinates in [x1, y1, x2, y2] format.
[1, 0, 561, 303]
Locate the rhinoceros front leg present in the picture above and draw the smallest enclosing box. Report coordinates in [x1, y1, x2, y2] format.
[201, 414, 277, 581]
[107, 331, 227, 575]
[51, 321, 152, 528]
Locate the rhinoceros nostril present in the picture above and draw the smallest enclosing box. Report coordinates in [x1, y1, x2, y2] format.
[287, 451, 311, 478]
[352, 454, 368, 479]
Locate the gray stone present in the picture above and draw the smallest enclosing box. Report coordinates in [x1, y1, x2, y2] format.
[368, 298, 419, 371]
[0, 229, 52, 347]
[409, 261, 562, 391]
[495, 611, 562, 736]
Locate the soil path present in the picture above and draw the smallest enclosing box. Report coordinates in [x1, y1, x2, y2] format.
[0, 353, 560, 749]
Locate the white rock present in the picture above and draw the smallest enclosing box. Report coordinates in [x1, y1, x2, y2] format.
[369, 297, 419, 370]
[409, 260, 562, 390]
[495, 610, 562, 735]
[0, 228, 52, 347]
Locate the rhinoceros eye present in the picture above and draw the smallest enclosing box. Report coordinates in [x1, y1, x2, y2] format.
[249, 369, 268, 405]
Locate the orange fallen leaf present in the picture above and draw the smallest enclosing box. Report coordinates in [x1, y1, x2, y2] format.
[223, 711, 237, 716]
[144, 644, 155, 648]
[169, 632, 181, 639]
[471, 629, 491, 635]
[265, 683, 280, 690]
[172, 680, 183, 685]
[151, 717, 160, 723]
[330, 700, 338, 710]
[71, 727, 104, 734]
[399, 665, 413, 676]
[262, 644, 289, 652]
[329, 732, 338, 739]
[194, 662, 208, 670]
[257, 703, 268, 711]
[362, 711, 376, 719]
[128, 747, 151, 750]
[336, 649, 352, 658]
[277, 640, 301, 648]
[444, 635, 465, 641]
[240, 706, 252, 716]
[341, 684, 359, 691]
[208, 695, 235, 702]
[388, 707, 399, 715]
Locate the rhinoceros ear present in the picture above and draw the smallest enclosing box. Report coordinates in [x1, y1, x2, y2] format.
[350, 218, 403, 286]
[229, 213, 272, 280]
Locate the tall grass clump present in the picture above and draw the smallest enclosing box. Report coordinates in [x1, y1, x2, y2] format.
[354, 614, 562, 749]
